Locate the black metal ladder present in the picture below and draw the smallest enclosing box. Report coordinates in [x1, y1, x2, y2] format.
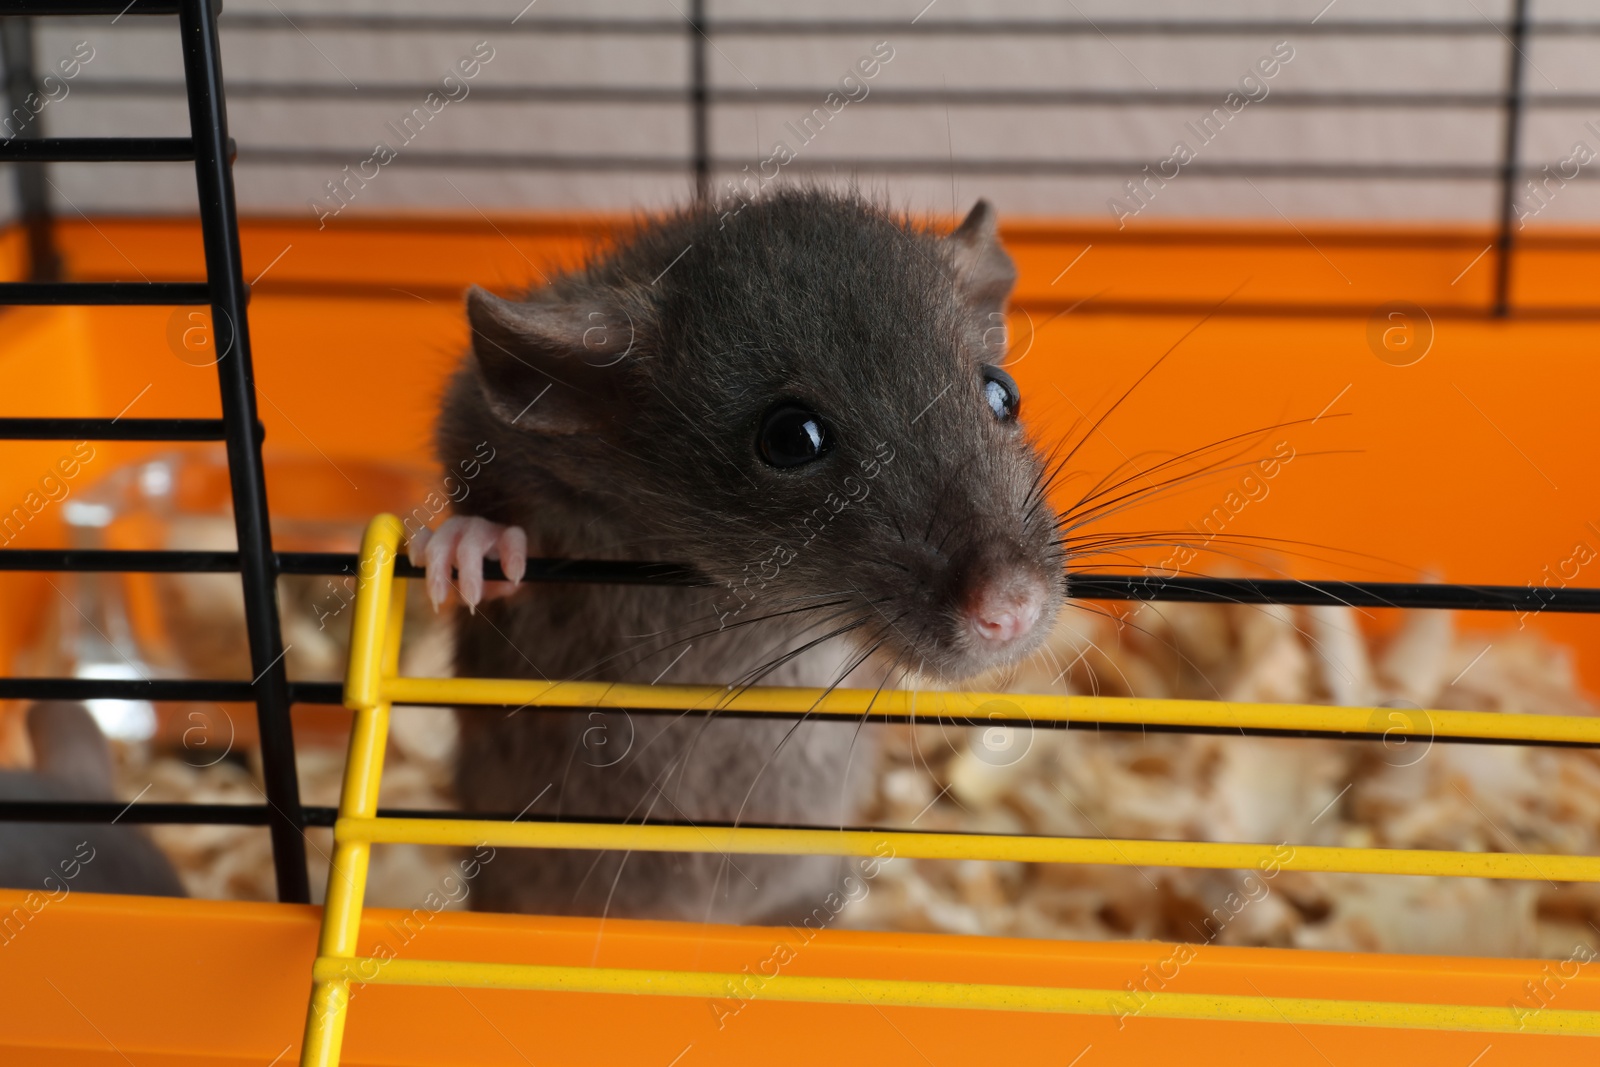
[0, 0, 309, 903]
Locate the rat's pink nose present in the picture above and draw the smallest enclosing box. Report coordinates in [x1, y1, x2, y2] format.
[967, 575, 1046, 646]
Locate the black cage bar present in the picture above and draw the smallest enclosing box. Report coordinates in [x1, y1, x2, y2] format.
[0, 0, 309, 903]
[1, 6, 1599, 906]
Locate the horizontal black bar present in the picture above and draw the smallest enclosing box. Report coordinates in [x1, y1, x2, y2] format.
[0, 801, 272, 825]
[0, 549, 240, 571]
[0, 281, 210, 305]
[0, 802, 480, 826]
[393, 567, 1591, 613]
[0, 417, 225, 440]
[0, 677, 346, 705]
[211, 14, 1600, 36]
[4, 711, 1596, 828]
[1012, 298, 1600, 320]
[6, 676, 1585, 730]
[0, 549, 698, 586]
[430, 703, 1600, 749]
[257, 287, 1600, 322]
[241, 147, 682, 174]
[1072, 720, 1600, 749]
[73, 79, 1600, 112]
[0, 678, 254, 701]
[262, 288, 1600, 321]
[0, 549, 701, 585]
[0, 0, 178, 14]
[386, 556, 705, 587]
[0, 137, 200, 163]
[761, 159, 1533, 181]
[0, 549, 1594, 614]
[1070, 576, 1600, 613]
[141, 549, 703, 586]
[241, 146, 1519, 182]
[0, 802, 498, 826]
[292, 682, 343, 704]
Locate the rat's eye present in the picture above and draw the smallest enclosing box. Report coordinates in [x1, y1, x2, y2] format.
[982, 365, 1020, 422]
[758, 403, 832, 468]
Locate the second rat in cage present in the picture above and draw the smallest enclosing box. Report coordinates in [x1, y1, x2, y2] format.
[409, 189, 1065, 923]
[0, 702, 185, 899]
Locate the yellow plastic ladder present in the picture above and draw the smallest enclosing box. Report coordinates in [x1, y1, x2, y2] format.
[300, 513, 1600, 1065]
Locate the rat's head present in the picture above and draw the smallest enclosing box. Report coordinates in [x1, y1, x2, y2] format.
[463, 189, 1064, 683]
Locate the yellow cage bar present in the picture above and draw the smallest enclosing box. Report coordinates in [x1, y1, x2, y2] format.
[299, 515, 1600, 1066]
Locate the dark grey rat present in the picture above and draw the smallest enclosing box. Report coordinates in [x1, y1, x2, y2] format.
[0, 702, 186, 899]
[409, 188, 1064, 923]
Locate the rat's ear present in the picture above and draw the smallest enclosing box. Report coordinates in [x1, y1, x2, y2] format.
[946, 200, 1017, 315]
[466, 285, 635, 434]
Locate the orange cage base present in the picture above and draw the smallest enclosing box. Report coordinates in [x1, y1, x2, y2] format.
[3, 889, 1597, 1065]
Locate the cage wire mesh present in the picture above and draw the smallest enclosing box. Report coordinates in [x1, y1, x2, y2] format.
[9, 0, 1600, 224]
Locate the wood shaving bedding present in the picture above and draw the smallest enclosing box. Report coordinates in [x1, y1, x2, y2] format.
[108, 594, 465, 910]
[841, 604, 1600, 959]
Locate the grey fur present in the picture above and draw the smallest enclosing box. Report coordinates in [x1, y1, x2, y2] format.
[437, 189, 1063, 923]
[0, 702, 186, 898]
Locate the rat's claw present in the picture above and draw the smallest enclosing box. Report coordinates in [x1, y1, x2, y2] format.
[474, 525, 527, 603]
[421, 518, 468, 611]
[415, 515, 528, 611]
[455, 517, 501, 612]
[496, 525, 528, 587]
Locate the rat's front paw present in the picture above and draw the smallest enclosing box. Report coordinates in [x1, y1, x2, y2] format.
[407, 515, 528, 613]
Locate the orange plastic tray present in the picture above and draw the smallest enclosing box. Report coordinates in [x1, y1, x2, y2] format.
[4, 889, 1598, 1065]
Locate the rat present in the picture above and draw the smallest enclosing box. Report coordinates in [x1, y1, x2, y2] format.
[0, 702, 186, 899]
[408, 188, 1065, 924]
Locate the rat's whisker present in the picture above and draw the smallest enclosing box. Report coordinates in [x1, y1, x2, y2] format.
[728, 633, 891, 836]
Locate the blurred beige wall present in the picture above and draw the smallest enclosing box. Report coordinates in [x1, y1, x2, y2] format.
[8, 0, 1600, 227]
